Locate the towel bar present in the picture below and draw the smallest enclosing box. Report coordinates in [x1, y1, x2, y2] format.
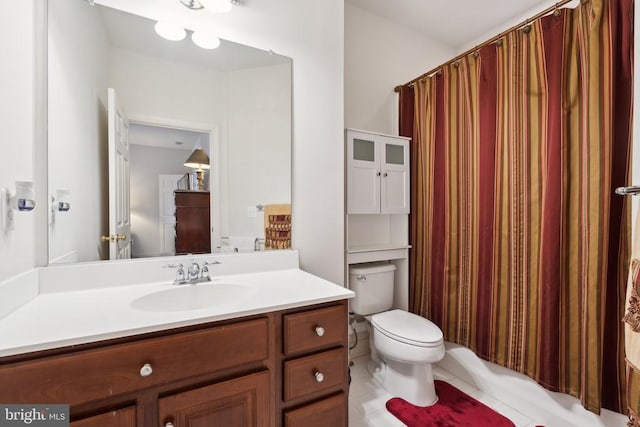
[615, 186, 640, 196]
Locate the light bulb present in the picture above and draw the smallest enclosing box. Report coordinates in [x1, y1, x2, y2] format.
[199, 0, 232, 13]
[192, 32, 221, 49]
[154, 21, 186, 41]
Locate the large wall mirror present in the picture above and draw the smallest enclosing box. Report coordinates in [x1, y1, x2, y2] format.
[47, 0, 292, 264]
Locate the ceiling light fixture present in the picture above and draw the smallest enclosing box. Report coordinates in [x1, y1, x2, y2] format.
[199, 0, 234, 13]
[191, 32, 221, 49]
[154, 21, 186, 41]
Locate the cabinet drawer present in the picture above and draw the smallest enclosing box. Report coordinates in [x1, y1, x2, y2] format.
[175, 191, 209, 207]
[283, 348, 346, 402]
[283, 305, 346, 355]
[284, 393, 347, 427]
[0, 318, 269, 407]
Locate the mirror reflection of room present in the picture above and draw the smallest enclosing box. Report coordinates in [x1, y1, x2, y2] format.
[129, 124, 210, 258]
[47, 0, 292, 264]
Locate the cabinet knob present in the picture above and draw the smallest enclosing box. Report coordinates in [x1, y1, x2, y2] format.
[315, 326, 325, 337]
[376, 172, 381, 176]
[139, 363, 153, 377]
[383, 172, 388, 177]
[314, 371, 325, 383]
[165, 422, 175, 427]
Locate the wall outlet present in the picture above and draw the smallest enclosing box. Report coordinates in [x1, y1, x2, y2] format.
[247, 206, 257, 218]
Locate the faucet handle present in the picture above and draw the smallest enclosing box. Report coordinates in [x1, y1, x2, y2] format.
[164, 263, 186, 283]
[176, 266, 186, 282]
[204, 260, 221, 266]
[201, 264, 211, 281]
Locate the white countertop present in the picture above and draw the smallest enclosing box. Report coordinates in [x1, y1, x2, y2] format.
[0, 268, 353, 357]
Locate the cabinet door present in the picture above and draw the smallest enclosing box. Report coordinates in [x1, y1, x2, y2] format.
[284, 393, 347, 427]
[380, 137, 409, 214]
[71, 407, 136, 427]
[159, 371, 270, 427]
[347, 131, 380, 214]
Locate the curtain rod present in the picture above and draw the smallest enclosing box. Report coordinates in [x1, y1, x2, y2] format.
[393, 0, 575, 93]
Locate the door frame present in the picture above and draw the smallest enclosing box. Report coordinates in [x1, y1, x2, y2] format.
[127, 114, 221, 253]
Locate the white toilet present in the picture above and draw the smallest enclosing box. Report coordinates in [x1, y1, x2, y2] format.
[349, 262, 445, 406]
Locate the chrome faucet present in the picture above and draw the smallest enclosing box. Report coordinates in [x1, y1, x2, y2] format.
[187, 262, 200, 281]
[165, 260, 222, 285]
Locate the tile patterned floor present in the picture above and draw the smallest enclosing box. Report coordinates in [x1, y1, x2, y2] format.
[348, 355, 542, 427]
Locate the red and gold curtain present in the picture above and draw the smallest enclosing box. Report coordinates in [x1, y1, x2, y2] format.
[401, 0, 633, 413]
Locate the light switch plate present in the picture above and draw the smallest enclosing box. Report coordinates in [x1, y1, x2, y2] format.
[247, 206, 257, 218]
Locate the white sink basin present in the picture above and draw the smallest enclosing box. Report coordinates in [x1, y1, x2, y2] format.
[131, 283, 253, 312]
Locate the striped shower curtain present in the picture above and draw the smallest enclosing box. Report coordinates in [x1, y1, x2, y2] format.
[399, 0, 633, 414]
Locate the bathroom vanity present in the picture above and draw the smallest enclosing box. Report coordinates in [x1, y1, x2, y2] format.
[0, 301, 347, 426]
[0, 254, 353, 427]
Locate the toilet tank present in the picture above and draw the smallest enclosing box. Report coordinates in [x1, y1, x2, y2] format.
[349, 262, 396, 315]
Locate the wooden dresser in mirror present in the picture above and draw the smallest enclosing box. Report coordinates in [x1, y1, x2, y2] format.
[175, 191, 211, 255]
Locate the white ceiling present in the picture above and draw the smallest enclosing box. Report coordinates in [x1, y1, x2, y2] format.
[129, 123, 208, 151]
[345, 0, 557, 48]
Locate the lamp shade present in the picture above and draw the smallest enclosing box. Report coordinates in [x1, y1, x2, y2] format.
[184, 148, 210, 170]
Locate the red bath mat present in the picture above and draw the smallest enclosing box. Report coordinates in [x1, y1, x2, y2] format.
[386, 380, 515, 427]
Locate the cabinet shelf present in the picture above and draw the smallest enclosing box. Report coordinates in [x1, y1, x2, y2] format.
[346, 244, 410, 264]
[347, 244, 411, 253]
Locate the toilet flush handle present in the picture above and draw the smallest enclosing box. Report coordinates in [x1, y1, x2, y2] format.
[357, 275, 367, 281]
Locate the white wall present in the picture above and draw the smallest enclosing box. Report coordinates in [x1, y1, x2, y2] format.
[0, 0, 36, 281]
[47, 0, 110, 264]
[109, 47, 227, 127]
[344, 3, 455, 135]
[226, 63, 292, 239]
[129, 145, 192, 258]
[457, 0, 580, 53]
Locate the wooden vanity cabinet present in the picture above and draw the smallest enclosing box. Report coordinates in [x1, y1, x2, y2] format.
[278, 302, 349, 427]
[70, 407, 136, 427]
[0, 315, 272, 426]
[0, 300, 350, 427]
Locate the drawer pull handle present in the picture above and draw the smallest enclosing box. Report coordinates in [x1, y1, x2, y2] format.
[139, 363, 153, 377]
[314, 371, 325, 383]
[315, 326, 325, 337]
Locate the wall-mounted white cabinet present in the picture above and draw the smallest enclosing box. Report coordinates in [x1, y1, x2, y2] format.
[345, 129, 411, 311]
[346, 129, 410, 214]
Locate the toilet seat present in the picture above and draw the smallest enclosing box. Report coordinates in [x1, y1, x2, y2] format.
[371, 309, 443, 348]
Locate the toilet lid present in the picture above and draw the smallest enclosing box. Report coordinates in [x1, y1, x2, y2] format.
[371, 310, 443, 347]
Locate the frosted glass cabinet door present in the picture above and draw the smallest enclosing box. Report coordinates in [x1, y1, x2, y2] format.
[346, 130, 410, 214]
[380, 137, 409, 214]
[347, 131, 381, 214]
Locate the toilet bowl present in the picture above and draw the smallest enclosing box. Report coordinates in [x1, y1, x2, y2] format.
[367, 309, 444, 406]
[349, 263, 445, 406]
